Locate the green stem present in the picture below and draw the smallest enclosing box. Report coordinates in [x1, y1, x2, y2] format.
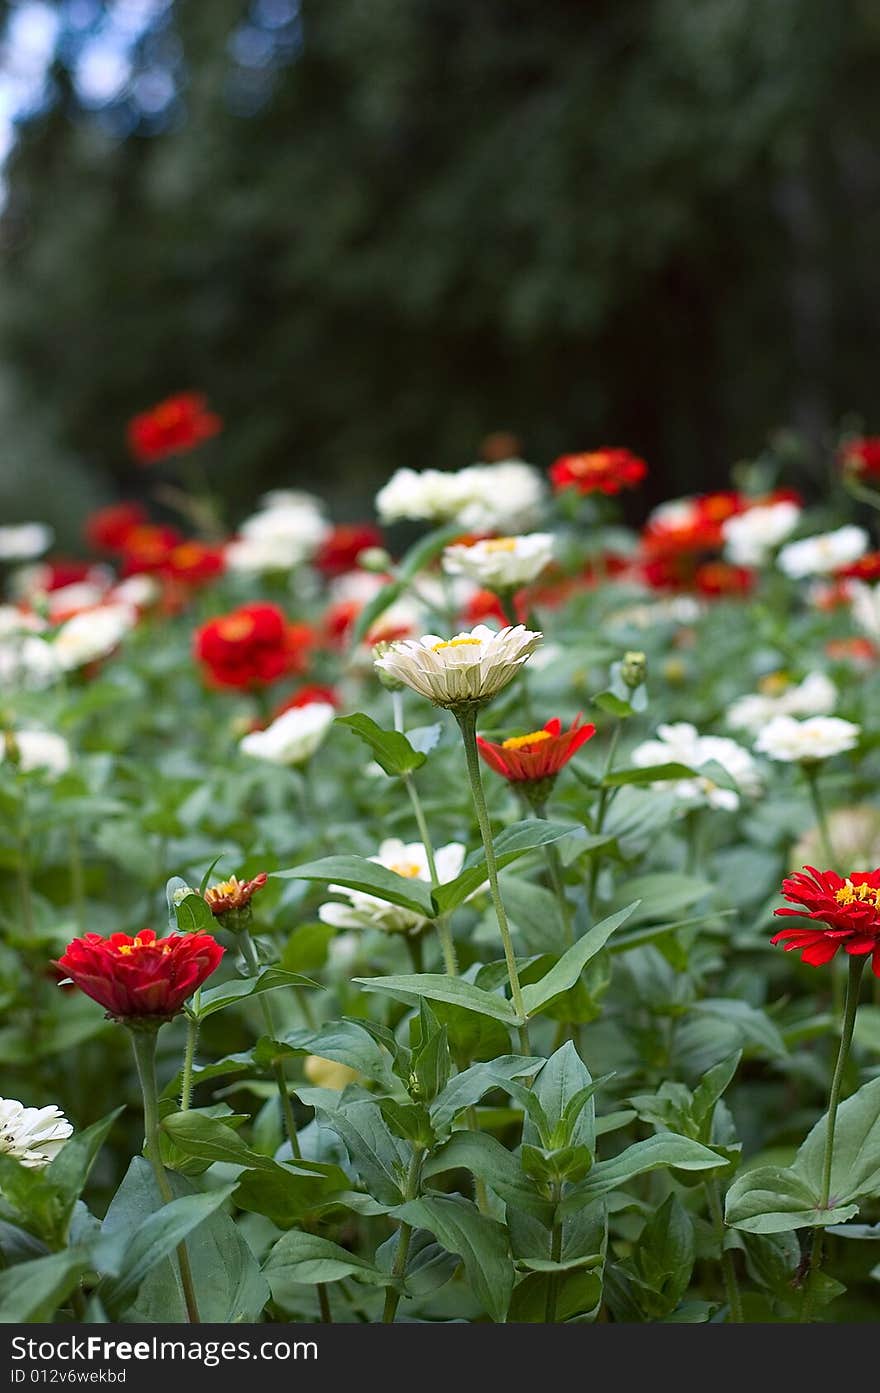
[381, 1146, 424, 1324]
[800, 953, 866, 1322]
[706, 1178, 742, 1322]
[544, 1192, 563, 1324]
[239, 930, 301, 1161]
[534, 801, 573, 946]
[588, 721, 621, 913]
[179, 1007, 200, 1112]
[130, 1030, 201, 1324]
[455, 707, 529, 1038]
[803, 763, 834, 866]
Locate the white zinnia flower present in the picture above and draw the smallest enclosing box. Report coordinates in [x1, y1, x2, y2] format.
[239, 702, 335, 766]
[375, 460, 544, 533]
[727, 671, 837, 734]
[754, 715, 860, 763]
[849, 580, 880, 641]
[374, 624, 542, 708]
[722, 501, 801, 566]
[631, 722, 761, 812]
[232, 499, 330, 571]
[110, 573, 160, 609]
[0, 634, 60, 691]
[318, 839, 466, 935]
[1, 730, 71, 777]
[0, 1098, 72, 1168]
[777, 525, 869, 578]
[53, 603, 136, 671]
[0, 523, 53, 562]
[442, 533, 554, 590]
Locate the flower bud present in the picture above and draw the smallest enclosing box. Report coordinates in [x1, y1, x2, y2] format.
[372, 642, 405, 691]
[357, 546, 392, 573]
[620, 650, 647, 689]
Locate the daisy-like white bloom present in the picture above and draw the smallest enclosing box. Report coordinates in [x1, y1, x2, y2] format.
[0, 634, 60, 692]
[849, 580, 880, 641]
[109, 573, 161, 610]
[376, 461, 544, 533]
[318, 838, 465, 935]
[373, 624, 542, 709]
[727, 671, 837, 735]
[754, 714, 860, 763]
[0, 523, 53, 562]
[631, 721, 761, 812]
[53, 603, 137, 671]
[232, 499, 331, 571]
[777, 525, 869, 578]
[239, 701, 335, 766]
[721, 500, 801, 566]
[1, 729, 71, 777]
[442, 533, 554, 590]
[0, 1098, 72, 1168]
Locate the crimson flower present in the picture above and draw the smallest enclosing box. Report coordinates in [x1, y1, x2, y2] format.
[836, 552, 880, 583]
[839, 436, 880, 479]
[477, 716, 596, 785]
[128, 392, 222, 465]
[550, 448, 648, 496]
[162, 540, 226, 587]
[119, 524, 183, 576]
[693, 561, 755, 598]
[315, 524, 384, 578]
[86, 502, 148, 554]
[771, 866, 880, 975]
[55, 930, 223, 1023]
[194, 603, 311, 689]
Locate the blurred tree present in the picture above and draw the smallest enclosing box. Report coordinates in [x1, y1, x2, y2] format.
[1, 0, 879, 543]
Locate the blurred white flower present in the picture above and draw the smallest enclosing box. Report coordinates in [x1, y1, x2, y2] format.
[110, 574, 160, 609]
[318, 838, 465, 935]
[239, 702, 335, 766]
[0, 635, 60, 691]
[374, 624, 542, 708]
[46, 582, 110, 619]
[0, 606, 46, 637]
[1, 730, 71, 778]
[231, 498, 330, 571]
[376, 460, 544, 533]
[53, 603, 137, 671]
[0, 524, 53, 562]
[631, 722, 761, 812]
[849, 580, 880, 641]
[609, 596, 703, 629]
[443, 533, 554, 590]
[0, 1098, 72, 1168]
[727, 671, 837, 734]
[754, 715, 860, 763]
[722, 501, 801, 566]
[259, 489, 325, 512]
[777, 525, 868, 578]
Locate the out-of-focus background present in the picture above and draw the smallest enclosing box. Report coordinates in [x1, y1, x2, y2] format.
[0, 0, 878, 543]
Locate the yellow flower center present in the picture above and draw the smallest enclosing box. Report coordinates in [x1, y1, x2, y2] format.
[431, 637, 482, 651]
[758, 671, 790, 696]
[834, 879, 880, 908]
[116, 936, 170, 955]
[209, 877, 240, 897]
[483, 538, 518, 553]
[390, 861, 423, 879]
[217, 615, 255, 642]
[501, 729, 553, 751]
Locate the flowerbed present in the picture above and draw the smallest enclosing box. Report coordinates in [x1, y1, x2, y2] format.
[2, 418, 880, 1324]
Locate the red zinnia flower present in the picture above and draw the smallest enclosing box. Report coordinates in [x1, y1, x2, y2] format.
[315, 524, 384, 578]
[694, 561, 755, 598]
[163, 540, 226, 587]
[771, 866, 880, 975]
[477, 716, 596, 784]
[839, 436, 880, 479]
[203, 873, 267, 916]
[825, 637, 878, 667]
[55, 929, 223, 1022]
[119, 524, 183, 576]
[194, 603, 311, 689]
[86, 502, 148, 554]
[127, 392, 222, 465]
[837, 552, 880, 584]
[550, 448, 648, 496]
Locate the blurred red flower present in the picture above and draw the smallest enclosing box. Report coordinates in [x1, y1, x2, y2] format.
[839, 436, 880, 479]
[119, 524, 182, 576]
[163, 540, 226, 587]
[273, 683, 340, 718]
[128, 392, 222, 465]
[837, 552, 880, 583]
[194, 603, 311, 689]
[315, 525, 384, 578]
[772, 866, 880, 974]
[55, 929, 223, 1022]
[825, 637, 878, 667]
[477, 716, 596, 784]
[693, 561, 755, 597]
[550, 448, 647, 495]
[86, 502, 148, 553]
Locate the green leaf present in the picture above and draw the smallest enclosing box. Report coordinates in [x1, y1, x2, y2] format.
[794, 1075, 880, 1204]
[432, 820, 580, 913]
[430, 1055, 546, 1133]
[392, 1194, 514, 1322]
[528, 1041, 597, 1151]
[234, 1161, 351, 1227]
[161, 1110, 277, 1170]
[520, 903, 638, 1018]
[725, 1166, 857, 1234]
[273, 856, 437, 917]
[264, 1231, 389, 1301]
[609, 874, 711, 924]
[422, 1131, 552, 1222]
[351, 522, 464, 645]
[315, 1101, 410, 1206]
[602, 762, 697, 786]
[561, 1135, 723, 1212]
[195, 968, 318, 1019]
[44, 1108, 124, 1229]
[0, 1249, 91, 1323]
[336, 713, 427, 776]
[99, 1186, 236, 1318]
[592, 691, 634, 718]
[284, 1019, 399, 1090]
[353, 972, 520, 1025]
[173, 891, 216, 933]
[281, 922, 336, 973]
